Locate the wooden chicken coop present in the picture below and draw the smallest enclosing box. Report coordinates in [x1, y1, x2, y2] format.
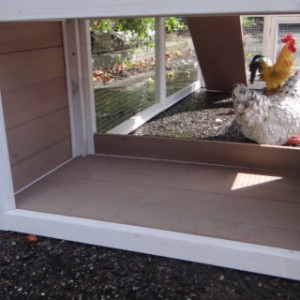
[1, 1, 300, 280]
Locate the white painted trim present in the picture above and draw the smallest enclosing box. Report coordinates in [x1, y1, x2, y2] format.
[108, 103, 163, 135]
[62, 20, 81, 157]
[78, 19, 96, 155]
[270, 17, 280, 63]
[0, 92, 16, 230]
[5, 209, 300, 281]
[262, 16, 272, 58]
[0, 1, 300, 22]
[63, 19, 95, 156]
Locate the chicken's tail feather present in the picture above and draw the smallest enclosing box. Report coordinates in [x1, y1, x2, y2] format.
[248, 55, 264, 84]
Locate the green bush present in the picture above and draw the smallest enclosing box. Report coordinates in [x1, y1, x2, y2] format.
[91, 17, 187, 48]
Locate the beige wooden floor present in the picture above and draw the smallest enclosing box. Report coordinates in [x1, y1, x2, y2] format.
[16, 155, 300, 250]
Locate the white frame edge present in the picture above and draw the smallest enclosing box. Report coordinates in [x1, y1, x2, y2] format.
[62, 19, 95, 156]
[78, 19, 97, 154]
[5, 209, 300, 281]
[0, 92, 16, 230]
[1, 1, 300, 21]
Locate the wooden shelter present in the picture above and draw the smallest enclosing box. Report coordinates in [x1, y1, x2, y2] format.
[1, 0, 300, 280]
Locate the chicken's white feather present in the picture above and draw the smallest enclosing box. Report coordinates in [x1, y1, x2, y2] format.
[232, 75, 300, 145]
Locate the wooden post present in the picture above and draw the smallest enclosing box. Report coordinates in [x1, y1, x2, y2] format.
[187, 16, 247, 91]
[62, 19, 95, 156]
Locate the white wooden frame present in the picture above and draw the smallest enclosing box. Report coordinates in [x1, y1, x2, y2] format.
[0, 0, 299, 21]
[5, 209, 300, 280]
[63, 19, 96, 156]
[0, 92, 15, 230]
[0, 2, 300, 280]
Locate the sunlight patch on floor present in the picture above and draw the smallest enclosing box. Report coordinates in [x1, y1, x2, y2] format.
[231, 173, 282, 190]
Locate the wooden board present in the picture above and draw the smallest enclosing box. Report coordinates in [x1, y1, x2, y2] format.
[187, 16, 247, 91]
[2, 78, 68, 129]
[11, 137, 72, 192]
[7, 108, 71, 165]
[94, 134, 300, 174]
[0, 46, 65, 94]
[15, 155, 300, 251]
[0, 21, 62, 54]
[0, 21, 71, 191]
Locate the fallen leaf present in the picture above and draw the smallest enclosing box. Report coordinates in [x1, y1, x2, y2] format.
[27, 234, 38, 243]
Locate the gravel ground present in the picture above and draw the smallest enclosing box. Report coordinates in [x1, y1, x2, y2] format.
[133, 89, 250, 142]
[1, 231, 300, 300]
[1, 90, 300, 299]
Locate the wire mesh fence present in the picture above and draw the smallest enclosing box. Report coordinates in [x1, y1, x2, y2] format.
[165, 27, 200, 97]
[92, 17, 199, 133]
[92, 16, 300, 134]
[242, 17, 264, 68]
[92, 26, 157, 133]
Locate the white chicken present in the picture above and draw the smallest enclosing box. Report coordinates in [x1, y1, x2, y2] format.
[232, 74, 300, 145]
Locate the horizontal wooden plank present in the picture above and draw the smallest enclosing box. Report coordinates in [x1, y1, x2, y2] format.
[94, 134, 300, 174]
[15, 155, 300, 251]
[0, 1, 299, 21]
[11, 137, 72, 191]
[2, 78, 68, 129]
[61, 155, 300, 204]
[0, 46, 65, 93]
[7, 108, 71, 165]
[44, 158, 300, 227]
[0, 21, 62, 54]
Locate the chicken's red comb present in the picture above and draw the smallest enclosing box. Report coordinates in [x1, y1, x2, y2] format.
[281, 33, 295, 43]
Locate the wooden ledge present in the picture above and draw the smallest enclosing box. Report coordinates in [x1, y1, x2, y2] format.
[94, 134, 300, 174]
